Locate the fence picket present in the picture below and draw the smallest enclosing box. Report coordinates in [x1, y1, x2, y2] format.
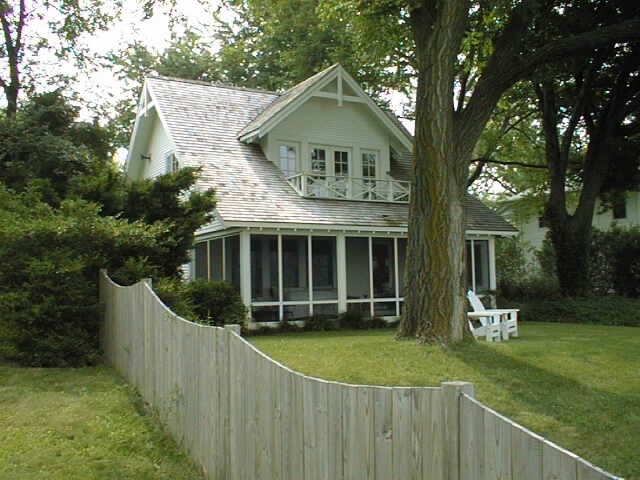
[99, 272, 621, 480]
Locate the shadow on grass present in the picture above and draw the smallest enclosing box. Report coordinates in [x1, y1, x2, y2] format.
[452, 340, 640, 478]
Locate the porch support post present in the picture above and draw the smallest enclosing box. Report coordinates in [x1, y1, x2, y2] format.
[488, 236, 497, 291]
[337, 233, 347, 314]
[239, 230, 252, 324]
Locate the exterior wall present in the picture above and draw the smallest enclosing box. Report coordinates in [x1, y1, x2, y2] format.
[140, 111, 177, 180]
[266, 97, 396, 181]
[515, 191, 640, 252]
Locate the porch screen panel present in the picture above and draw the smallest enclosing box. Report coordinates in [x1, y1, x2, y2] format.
[250, 235, 279, 302]
[474, 240, 490, 292]
[398, 238, 407, 297]
[283, 236, 309, 301]
[224, 236, 241, 290]
[209, 239, 223, 281]
[346, 237, 370, 299]
[465, 240, 473, 290]
[194, 242, 208, 280]
[312, 237, 337, 300]
[372, 238, 395, 298]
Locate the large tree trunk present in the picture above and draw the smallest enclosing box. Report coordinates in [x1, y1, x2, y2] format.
[549, 218, 593, 296]
[398, 0, 471, 343]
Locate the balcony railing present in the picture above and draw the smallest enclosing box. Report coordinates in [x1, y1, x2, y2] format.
[286, 173, 410, 203]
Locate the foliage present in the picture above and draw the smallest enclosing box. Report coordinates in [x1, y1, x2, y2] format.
[216, 0, 413, 96]
[511, 296, 640, 327]
[0, 91, 215, 366]
[0, 91, 114, 205]
[0, 365, 205, 479]
[495, 236, 537, 286]
[0, 0, 121, 116]
[498, 276, 561, 302]
[153, 278, 248, 327]
[184, 280, 247, 326]
[303, 314, 340, 332]
[0, 188, 166, 367]
[108, 30, 221, 146]
[592, 227, 640, 298]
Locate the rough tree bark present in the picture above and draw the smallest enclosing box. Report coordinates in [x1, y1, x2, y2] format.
[399, 0, 640, 341]
[0, 0, 25, 117]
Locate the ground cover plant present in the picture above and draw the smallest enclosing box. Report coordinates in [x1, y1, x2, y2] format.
[251, 323, 640, 479]
[0, 363, 205, 479]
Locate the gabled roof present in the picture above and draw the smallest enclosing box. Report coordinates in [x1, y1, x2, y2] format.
[128, 75, 516, 235]
[237, 64, 414, 151]
[237, 64, 339, 142]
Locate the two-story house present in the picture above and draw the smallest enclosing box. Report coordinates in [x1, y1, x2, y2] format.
[126, 64, 517, 325]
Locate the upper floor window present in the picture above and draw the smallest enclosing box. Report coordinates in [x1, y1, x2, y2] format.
[279, 144, 297, 176]
[362, 151, 377, 178]
[334, 150, 349, 176]
[311, 147, 327, 174]
[165, 151, 179, 173]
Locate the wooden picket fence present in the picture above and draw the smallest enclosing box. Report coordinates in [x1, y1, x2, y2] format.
[99, 271, 621, 480]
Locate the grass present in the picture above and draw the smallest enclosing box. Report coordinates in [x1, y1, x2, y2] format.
[251, 322, 640, 479]
[0, 363, 205, 480]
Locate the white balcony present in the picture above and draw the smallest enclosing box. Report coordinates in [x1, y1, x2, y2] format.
[287, 173, 410, 203]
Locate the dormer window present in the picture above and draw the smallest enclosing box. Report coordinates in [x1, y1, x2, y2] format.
[362, 151, 377, 178]
[334, 150, 349, 176]
[311, 147, 327, 174]
[279, 144, 298, 176]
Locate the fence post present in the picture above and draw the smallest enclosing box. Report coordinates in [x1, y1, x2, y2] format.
[442, 381, 475, 480]
[224, 324, 241, 336]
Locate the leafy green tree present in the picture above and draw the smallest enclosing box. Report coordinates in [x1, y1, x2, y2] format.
[0, 90, 114, 204]
[536, 40, 639, 296]
[396, 0, 640, 342]
[0, 187, 167, 366]
[0, 0, 120, 117]
[109, 30, 221, 146]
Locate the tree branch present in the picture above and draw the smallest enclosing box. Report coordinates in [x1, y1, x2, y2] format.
[470, 157, 547, 169]
[466, 159, 485, 187]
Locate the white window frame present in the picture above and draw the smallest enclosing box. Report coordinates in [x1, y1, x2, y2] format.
[278, 142, 299, 177]
[361, 150, 378, 179]
[164, 151, 179, 173]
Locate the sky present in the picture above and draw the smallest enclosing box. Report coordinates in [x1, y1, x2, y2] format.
[10, 0, 412, 147]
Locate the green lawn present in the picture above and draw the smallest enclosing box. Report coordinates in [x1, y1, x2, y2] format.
[251, 322, 640, 480]
[0, 364, 204, 480]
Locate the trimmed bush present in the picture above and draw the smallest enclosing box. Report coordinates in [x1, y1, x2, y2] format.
[0, 193, 165, 367]
[510, 296, 640, 327]
[184, 280, 247, 326]
[303, 314, 340, 331]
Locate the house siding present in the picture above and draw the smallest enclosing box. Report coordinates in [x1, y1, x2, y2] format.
[143, 113, 177, 179]
[515, 191, 640, 253]
[267, 97, 393, 180]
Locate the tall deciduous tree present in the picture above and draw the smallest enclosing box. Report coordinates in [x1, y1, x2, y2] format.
[0, 0, 120, 117]
[398, 0, 640, 342]
[537, 43, 640, 296]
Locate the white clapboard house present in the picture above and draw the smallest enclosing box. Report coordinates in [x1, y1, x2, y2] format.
[126, 64, 517, 325]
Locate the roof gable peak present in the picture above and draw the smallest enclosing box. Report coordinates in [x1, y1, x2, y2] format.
[237, 65, 413, 151]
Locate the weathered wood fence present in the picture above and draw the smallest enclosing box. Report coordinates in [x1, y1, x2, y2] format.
[99, 271, 620, 480]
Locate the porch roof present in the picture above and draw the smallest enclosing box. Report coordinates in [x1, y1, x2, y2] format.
[145, 76, 516, 234]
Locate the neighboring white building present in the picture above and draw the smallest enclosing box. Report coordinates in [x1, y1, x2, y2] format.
[126, 64, 517, 325]
[507, 191, 640, 253]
